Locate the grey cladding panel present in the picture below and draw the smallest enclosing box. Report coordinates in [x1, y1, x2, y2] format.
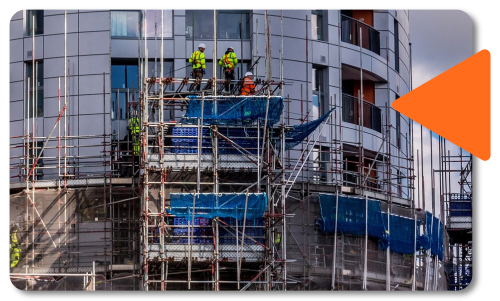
[79, 94, 110, 115]
[10, 62, 24, 82]
[173, 15, 185, 36]
[79, 55, 109, 75]
[79, 31, 110, 56]
[43, 34, 79, 58]
[78, 115, 107, 135]
[282, 17, 307, 39]
[23, 36, 44, 60]
[10, 81, 24, 102]
[10, 10, 23, 21]
[10, 39, 24, 63]
[282, 11, 307, 20]
[78, 74, 110, 96]
[79, 11, 111, 32]
[44, 14, 79, 35]
[282, 37, 306, 62]
[10, 18, 23, 40]
[282, 60, 307, 82]
[10, 100, 24, 122]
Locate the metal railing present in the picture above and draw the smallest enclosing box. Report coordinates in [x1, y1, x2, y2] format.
[342, 94, 382, 133]
[341, 15, 380, 55]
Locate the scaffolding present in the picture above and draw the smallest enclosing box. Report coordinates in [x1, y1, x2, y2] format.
[9, 10, 452, 291]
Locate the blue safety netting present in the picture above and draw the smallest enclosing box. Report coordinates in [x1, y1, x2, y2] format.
[317, 194, 389, 248]
[181, 95, 283, 126]
[318, 193, 428, 255]
[282, 108, 335, 150]
[168, 192, 267, 220]
[390, 214, 422, 254]
[426, 212, 444, 260]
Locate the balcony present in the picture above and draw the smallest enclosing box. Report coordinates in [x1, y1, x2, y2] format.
[341, 15, 380, 55]
[342, 94, 382, 133]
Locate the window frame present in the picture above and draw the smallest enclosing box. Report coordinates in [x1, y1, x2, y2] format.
[25, 10, 44, 36]
[311, 10, 326, 41]
[25, 60, 44, 118]
[185, 10, 251, 40]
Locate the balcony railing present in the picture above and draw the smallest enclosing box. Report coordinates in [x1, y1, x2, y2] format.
[342, 94, 382, 133]
[341, 15, 381, 55]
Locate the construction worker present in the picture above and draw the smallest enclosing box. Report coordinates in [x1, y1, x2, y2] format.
[218, 46, 238, 93]
[240, 71, 256, 96]
[189, 43, 206, 91]
[10, 223, 21, 269]
[274, 232, 281, 252]
[129, 114, 140, 157]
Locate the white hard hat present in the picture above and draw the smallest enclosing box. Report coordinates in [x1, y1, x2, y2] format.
[198, 43, 206, 48]
[245, 71, 253, 77]
[228, 46, 234, 50]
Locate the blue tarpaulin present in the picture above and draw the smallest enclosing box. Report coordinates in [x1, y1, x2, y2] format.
[181, 95, 283, 126]
[168, 192, 267, 220]
[281, 108, 335, 150]
[318, 193, 430, 255]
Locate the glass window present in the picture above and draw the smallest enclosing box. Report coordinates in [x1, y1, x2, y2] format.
[111, 62, 140, 120]
[145, 10, 173, 38]
[111, 64, 139, 89]
[394, 19, 400, 73]
[311, 11, 324, 41]
[312, 66, 327, 116]
[186, 10, 250, 40]
[218, 11, 250, 39]
[25, 61, 43, 117]
[111, 11, 140, 38]
[26, 10, 43, 36]
[186, 10, 214, 39]
[148, 60, 174, 78]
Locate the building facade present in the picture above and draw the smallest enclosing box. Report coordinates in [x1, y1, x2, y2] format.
[9, 10, 441, 291]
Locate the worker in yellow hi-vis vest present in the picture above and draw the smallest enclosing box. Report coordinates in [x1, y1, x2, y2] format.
[189, 43, 206, 91]
[10, 223, 21, 269]
[275, 232, 281, 252]
[129, 115, 140, 157]
[219, 46, 238, 93]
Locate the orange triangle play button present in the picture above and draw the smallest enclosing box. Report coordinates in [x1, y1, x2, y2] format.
[393, 50, 490, 161]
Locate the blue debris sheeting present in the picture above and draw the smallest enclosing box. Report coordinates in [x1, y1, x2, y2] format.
[281, 108, 335, 150]
[168, 192, 267, 220]
[181, 95, 283, 126]
[317, 193, 442, 257]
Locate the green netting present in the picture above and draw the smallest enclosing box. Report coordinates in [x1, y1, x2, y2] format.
[168, 193, 267, 220]
[181, 95, 283, 126]
[282, 108, 335, 150]
[318, 193, 427, 255]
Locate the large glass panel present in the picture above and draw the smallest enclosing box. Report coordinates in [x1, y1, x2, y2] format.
[311, 11, 323, 41]
[147, 61, 174, 78]
[186, 10, 250, 40]
[145, 10, 173, 38]
[218, 11, 250, 39]
[126, 65, 139, 89]
[111, 92, 127, 120]
[111, 65, 126, 89]
[394, 19, 400, 72]
[26, 10, 43, 36]
[111, 11, 140, 38]
[185, 10, 214, 39]
[313, 67, 326, 115]
[25, 61, 43, 117]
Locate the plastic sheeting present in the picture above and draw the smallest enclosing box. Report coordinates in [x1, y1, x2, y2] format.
[168, 192, 267, 220]
[181, 95, 283, 126]
[426, 212, 444, 260]
[281, 108, 335, 150]
[318, 193, 427, 255]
